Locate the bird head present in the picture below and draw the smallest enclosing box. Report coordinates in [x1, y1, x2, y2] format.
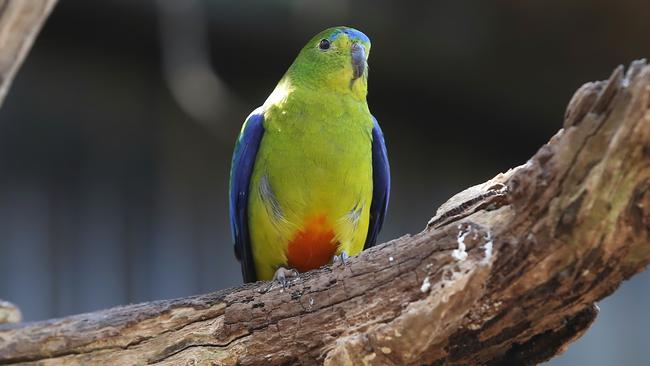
[286, 26, 371, 100]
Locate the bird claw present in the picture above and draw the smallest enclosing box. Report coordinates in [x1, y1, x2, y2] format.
[332, 251, 350, 266]
[272, 267, 299, 289]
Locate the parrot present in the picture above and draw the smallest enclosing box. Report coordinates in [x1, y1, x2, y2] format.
[229, 26, 390, 283]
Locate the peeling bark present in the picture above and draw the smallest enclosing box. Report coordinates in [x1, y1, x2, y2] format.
[1, 60, 650, 365]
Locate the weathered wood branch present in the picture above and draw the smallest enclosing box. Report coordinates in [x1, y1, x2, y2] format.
[1, 61, 649, 365]
[0, 0, 57, 107]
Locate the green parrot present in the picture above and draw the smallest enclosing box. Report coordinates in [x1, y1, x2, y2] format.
[229, 26, 390, 282]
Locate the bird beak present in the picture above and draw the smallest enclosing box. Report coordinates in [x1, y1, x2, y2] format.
[351, 42, 366, 80]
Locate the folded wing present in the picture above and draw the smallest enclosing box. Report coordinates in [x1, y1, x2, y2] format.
[364, 116, 390, 249]
[229, 111, 265, 283]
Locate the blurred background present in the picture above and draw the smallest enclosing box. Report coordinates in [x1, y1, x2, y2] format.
[0, 0, 648, 364]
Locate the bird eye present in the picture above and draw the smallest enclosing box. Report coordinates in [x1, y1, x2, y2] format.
[318, 39, 330, 50]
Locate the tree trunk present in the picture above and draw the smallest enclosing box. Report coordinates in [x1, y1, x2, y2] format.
[1, 58, 649, 364]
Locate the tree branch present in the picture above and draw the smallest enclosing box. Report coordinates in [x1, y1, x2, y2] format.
[0, 0, 57, 107]
[1, 60, 649, 365]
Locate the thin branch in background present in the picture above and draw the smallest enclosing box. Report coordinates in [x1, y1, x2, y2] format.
[0, 0, 57, 107]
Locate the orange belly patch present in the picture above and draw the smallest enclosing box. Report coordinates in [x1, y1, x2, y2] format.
[287, 214, 338, 273]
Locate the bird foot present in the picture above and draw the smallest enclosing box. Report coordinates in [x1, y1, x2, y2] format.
[272, 266, 299, 289]
[332, 251, 350, 266]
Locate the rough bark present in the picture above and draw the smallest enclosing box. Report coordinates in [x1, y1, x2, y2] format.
[0, 0, 57, 107]
[1, 61, 649, 365]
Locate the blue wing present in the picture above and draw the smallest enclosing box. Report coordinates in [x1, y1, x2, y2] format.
[364, 116, 390, 249]
[229, 110, 265, 283]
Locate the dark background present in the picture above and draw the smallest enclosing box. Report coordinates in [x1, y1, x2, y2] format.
[1, 1, 649, 364]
